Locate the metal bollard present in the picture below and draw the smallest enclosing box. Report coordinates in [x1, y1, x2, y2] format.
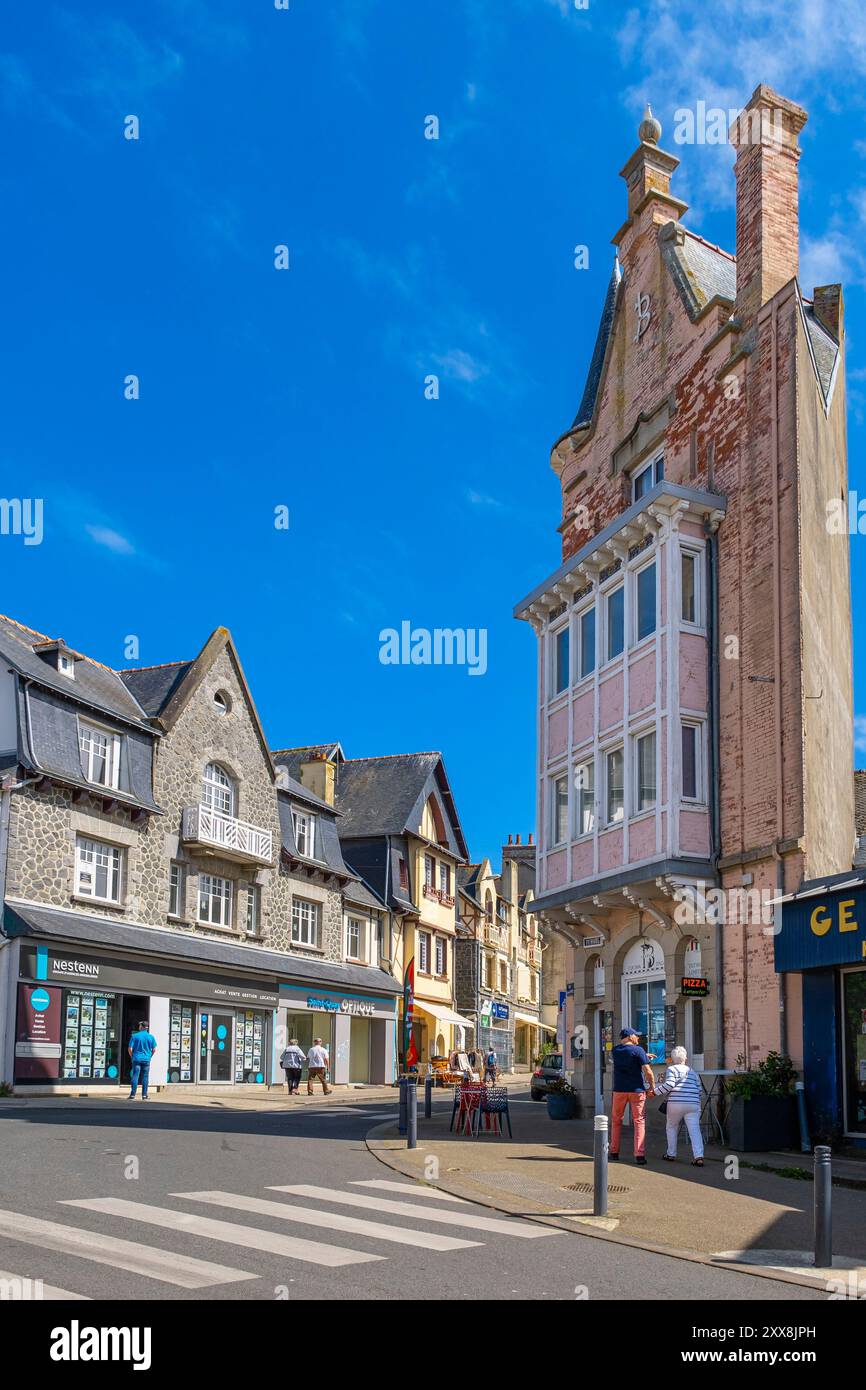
[593, 1114, 609, 1217]
[424, 1074, 433, 1118]
[407, 1079, 418, 1149]
[814, 1145, 832, 1268]
[398, 1076, 408, 1134]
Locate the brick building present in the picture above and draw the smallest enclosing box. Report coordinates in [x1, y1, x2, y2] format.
[514, 87, 854, 1114]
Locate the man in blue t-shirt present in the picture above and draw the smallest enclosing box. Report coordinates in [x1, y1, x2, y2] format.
[610, 1027, 656, 1164]
[127, 1020, 158, 1100]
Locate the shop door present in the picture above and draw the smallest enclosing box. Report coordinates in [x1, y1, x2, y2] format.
[842, 970, 866, 1136]
[198, 1011, 234, 1082]
[628, 980, 666, 1063]
[121, 996, 150, 1085]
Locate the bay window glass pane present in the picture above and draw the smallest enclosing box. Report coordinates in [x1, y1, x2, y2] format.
[682, 551, 697, 623]
[552, 776, 568, 845]
[636, 732, 656, 811]
[579, 607, 596, 679]
[606, 748, 624, 823]
[636, 563, 656, 642]
[607, 588, 624, 660]
[682, 724, 698, 799]
[553, 626, 569, 694]
[575, 761, 594, 836]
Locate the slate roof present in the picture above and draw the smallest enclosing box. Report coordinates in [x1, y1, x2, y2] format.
[334, 753, 469, 860]
[0, 614, 150, 728]
[119, 662, 193, 717]
[343, 876, 387, 912]
[272, 744, 344, 781]
[855, 771, 866, 838]
[802, 304, 838, 399]
[277, 789, 350, 876]
[572, 258, 621, 430]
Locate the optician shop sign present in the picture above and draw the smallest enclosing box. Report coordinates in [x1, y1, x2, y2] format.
[280, 983, 396, 1019]
[775, 884, 866, 973]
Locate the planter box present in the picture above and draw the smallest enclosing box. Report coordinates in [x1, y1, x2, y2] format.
[546, 1091, 577, 1121]
[727, 1094, 797, 1151]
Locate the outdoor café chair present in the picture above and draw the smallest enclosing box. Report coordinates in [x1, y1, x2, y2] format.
[473, 1085, 512, 1138]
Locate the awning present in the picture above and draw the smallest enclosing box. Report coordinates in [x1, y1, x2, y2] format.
[413, 1001, 474, 1028]
[513, 1010, 555, 1030]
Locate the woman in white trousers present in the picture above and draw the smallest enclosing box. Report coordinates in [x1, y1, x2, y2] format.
[655, 1045, 705, 1165]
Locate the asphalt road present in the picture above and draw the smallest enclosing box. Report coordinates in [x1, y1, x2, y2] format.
[0, 1094, 824, 1302]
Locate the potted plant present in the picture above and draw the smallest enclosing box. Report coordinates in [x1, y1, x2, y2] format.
[726, 1052, 798, 1151]
[545, 1074, 581, 1121]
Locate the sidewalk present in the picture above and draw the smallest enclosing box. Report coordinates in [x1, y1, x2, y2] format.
[366, 1100, 866, 1291]
[0, 1083, 401, 1111]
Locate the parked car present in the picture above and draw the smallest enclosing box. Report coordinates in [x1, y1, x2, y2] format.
[531, 1052, 564, 1100]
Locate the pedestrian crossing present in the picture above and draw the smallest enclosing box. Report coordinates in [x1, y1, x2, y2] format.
[0, 1175, 561, 1300]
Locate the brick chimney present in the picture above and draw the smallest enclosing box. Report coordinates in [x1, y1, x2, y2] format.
[732, 85, 808, 323]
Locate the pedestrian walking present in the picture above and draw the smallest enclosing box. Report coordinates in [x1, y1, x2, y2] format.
[306, 1037, 331, 1095]
[609, 1026, 655, 1164]
[655, 1045, 705, 1165]
[280, 1038, 306, 1095]
[127, 1019, 158, 1101]
[483, 1047, 498, 1084]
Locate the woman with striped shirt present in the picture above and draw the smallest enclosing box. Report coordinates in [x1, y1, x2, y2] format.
[655, 1046, 704, 1164]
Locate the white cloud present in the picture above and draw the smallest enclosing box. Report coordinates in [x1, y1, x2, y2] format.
[466, 488, 505, 509]
[856, 715, 866, 755]
[85, 525, 135, 556]
[433, 349, 487, 384]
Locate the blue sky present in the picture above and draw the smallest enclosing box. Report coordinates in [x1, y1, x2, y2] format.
[1, 0, 864, 860]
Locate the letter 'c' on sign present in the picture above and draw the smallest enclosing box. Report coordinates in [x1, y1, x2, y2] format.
[810, 906, 832, 937]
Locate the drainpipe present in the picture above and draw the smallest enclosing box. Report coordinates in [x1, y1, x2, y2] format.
[770, 298, 788, 1059]
[705, 528, 724, 1070]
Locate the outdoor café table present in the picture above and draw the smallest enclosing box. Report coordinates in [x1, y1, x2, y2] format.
[697, 1069, 735, 1145]
[454, 1084, 483, 1136]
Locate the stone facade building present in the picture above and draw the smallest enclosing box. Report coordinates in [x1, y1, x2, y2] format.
[1, 617, 399, 1093]
[514, 87, 855, 1116]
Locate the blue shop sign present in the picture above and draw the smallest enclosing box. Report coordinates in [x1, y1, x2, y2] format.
[775, 883, 866, 973]
[492, 1003, 509, 1020]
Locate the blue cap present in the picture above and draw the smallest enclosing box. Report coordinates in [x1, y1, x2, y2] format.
[620, 1026, 639, 1038]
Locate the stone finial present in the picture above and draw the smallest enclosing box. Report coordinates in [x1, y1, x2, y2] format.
[639, 102, 662, 145]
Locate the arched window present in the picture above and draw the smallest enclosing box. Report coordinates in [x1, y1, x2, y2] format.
[202, 762, 234, 817]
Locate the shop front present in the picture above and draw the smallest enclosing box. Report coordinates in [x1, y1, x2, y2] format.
[776, 875, 866, 1145]
[477, 998, 513, 1072]
[8, 930, 278, 1092]
[278, 981, 398, 1086]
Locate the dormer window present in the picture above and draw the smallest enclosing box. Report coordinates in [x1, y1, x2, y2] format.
[292, 809, 316, 858]
[78, 720, 121, 789]
[33, 639, 76, 678]
[202, 762, 234, 817]
[58, 652, 75, 678]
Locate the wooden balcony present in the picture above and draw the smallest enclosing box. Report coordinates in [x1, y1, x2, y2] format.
[182, 804, 273, 866]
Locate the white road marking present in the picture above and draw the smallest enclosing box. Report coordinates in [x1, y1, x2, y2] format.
[350, 1180, 469, 1203]
[173, 1190, 481, 1252]
[270, 1185, 562, 1239]
[0, 1209, 254, 1289]
[0, 1267, 90, 1300]
[61, 1198, 383, 1268]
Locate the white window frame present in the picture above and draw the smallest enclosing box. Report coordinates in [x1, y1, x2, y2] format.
[573, 758, 595, 838]
[439, 861, 451, 897]
[292, 809, 317, 859]
[346, 915, 365, 962]
[168, 862, 184, 918]
[246, 883, 262, 936]
[604, 745, 625, 826]
[631, 452, 664, 502]
[198, 873, 233, 928]
[435, 935, 447, 977]
[499, 959, 509, 994]
[577, 602, 596, 682]
[604, 583, 625, 663]
[550, 773, 569, 848]
[202, 763, 234, 817]
[681, 719, 706, 804]
[549, 621, 570, 698]
[680, 546, 703, 628]
[291, 897, 321, 948]
[633, 728, 657, 815]
[418, 930, 431, 974]
[75, 836, 123, 904]
[78, 720, 121, 790]
[633, 557, 657, 646]
[424, 853, 435, 889]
